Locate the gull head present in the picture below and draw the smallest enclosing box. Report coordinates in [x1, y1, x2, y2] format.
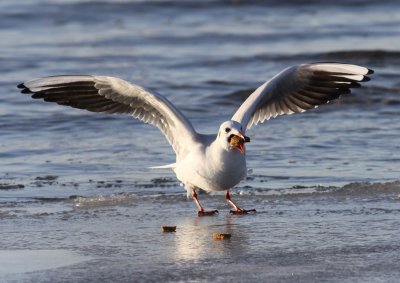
[217, 120, 250, 154]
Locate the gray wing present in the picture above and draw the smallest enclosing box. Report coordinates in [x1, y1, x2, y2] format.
[18, 75, 199, 158]
[231, 63, 373, 132]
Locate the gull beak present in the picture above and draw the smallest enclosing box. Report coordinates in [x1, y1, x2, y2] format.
[229, 131, 250, 154]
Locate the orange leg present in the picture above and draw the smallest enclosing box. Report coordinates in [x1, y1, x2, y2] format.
[226, 190, 256, 215]
[192, 190, 218, 216]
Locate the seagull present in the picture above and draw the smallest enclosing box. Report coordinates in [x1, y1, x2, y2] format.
[18, 63, 373, 216]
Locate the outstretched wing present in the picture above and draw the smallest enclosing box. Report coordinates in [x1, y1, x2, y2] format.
[231, 63, 373, 132]
[18, 75, 199, 158]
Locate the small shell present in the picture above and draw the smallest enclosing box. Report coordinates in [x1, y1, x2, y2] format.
[212, 233, 231, 240]
[161, 226, 176, 232]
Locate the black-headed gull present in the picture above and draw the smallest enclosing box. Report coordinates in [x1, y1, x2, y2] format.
[18, 63, 373, 216]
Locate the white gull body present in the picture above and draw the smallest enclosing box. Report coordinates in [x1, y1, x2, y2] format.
[174, 126, 247, 194]
[18, 63, 373, 215]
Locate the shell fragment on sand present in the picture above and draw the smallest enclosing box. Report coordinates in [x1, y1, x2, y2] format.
[212, 233, 231, 240]
[161, 226, 176, 232]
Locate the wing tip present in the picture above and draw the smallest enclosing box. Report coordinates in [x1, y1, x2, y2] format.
[17, 83, 25, 89]
[361, 68, 374, 82]
[361, 76, 371, 82]
[20, 88, 32, 94]
[17, 82, 34, 94]
[350, 82, 361, 88]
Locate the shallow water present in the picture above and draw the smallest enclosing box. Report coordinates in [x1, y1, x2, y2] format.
[1, 0, 400, 282]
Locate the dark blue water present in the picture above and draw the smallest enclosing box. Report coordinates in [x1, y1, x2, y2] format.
[1, 1, 400, 282]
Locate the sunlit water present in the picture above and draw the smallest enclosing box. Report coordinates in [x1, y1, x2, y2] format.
[1, 0, 400, 282]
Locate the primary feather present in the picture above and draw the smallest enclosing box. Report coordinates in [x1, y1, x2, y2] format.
[18, 75, 199, 159]
[231, 63, 373, 131]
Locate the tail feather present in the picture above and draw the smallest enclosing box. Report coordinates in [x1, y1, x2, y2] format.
[148, 163, 176, 169]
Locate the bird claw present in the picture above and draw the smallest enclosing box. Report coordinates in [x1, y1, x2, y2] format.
[230, 209, 256, 215]
[198, 210, 219, 217]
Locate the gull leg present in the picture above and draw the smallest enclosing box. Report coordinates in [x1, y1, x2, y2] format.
[226, 190, 256, 215]
[192, 190, 218, 216]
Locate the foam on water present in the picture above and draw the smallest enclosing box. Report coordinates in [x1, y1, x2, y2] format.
[73, 193, 137, 208]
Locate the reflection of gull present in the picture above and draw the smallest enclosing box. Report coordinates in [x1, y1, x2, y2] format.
[18, 63, 373, 215]
[173, 216, 245, 261]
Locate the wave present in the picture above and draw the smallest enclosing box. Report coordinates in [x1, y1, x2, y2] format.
[257, 49, 400, 63]
[73, 193, 137, 208]
[171, 49, 400, 69]
[0, 183, 24, 190]
[70, 180, 400, 208]
[9, 0, 383, 16]
[312, 50, 400, 61]
[3, 173, 398, 207]
[238, 180, 400, 198]
[332, 181, 400, 196]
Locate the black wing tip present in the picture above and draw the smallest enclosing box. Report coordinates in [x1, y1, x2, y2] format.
[361, 76, 371, 82]
[362, 68, 374, 82]
[17, 83, 26, 89]
[350, 82, 362, 88]
[21, 88, 33, 94]
[17, 82, 34, 94]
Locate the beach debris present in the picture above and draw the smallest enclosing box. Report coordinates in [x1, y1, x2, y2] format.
[161, 226, 176, 233]
[212, 233, 231, 240]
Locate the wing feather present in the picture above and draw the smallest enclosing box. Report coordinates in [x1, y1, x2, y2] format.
[18, 75, 198, 158]
[231, 63, 373, 131]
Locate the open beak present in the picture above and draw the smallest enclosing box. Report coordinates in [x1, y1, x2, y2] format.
[229, 132, 250, 154]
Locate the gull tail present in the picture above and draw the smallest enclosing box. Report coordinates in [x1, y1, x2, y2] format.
[148, 163, 176, 169]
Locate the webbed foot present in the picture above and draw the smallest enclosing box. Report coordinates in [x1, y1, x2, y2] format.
[198, 210, 219, 217]
[229, 209, 256, 215]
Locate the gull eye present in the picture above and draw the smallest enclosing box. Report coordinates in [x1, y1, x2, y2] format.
[225, 127, 231, 133]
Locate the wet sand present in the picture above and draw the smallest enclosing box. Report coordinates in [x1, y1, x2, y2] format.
[1, 181, 400, 282]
